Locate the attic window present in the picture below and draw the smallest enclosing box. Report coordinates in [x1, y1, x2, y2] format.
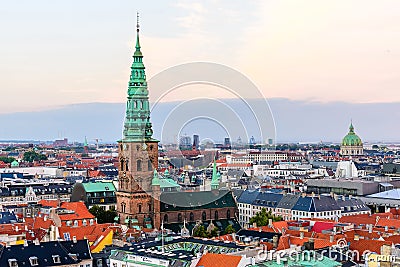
[29, 256, 38, 266]
[52, 255, 61, 264]
[8, 259, 18, 267]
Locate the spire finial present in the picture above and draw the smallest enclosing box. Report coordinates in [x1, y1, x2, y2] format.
[136, 12, 140, 32]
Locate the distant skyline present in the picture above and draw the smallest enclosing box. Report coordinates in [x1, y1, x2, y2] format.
[1, 1, 400, 114]
[0, 99, 399, 144]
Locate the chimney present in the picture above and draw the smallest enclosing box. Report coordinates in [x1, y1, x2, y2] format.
[272, 235, 279, 248]
[369, 224, 373, 234]
[15, 225, 19, 232]
[354, 234, 359, 241]
[309, 238, 315, 250]
[342, 195, 345, 201]
[334, 193, 338, 200]
[330, 235, 334, 243]
[268, 219, 273, 227]
[385, 226, 388, 232]
[300, 231, 304, 239]
[34, 239, 40, 245]
[23, 240, 28, 247]
[302, 192, 306, 198]
[311, 192, 315, 197]
[252, 222, 257, 228]
[283, 190, 287, 196]
[232, 233, 236, 242]
[73, 236, 77, 243]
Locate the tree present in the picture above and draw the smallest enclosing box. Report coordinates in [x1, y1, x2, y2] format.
[249, 208, 282, 227]
[89, 205, 118, 224]
[0, 157, 15, 164]
[23, 151, 47, 162]
[224, 224, 236, 234]
[193, 225, 207, 238]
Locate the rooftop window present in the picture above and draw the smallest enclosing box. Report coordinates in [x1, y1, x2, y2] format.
[8, 259, 18, 267]
[52, 255, 61, 264]
[29, 256, 38, 266]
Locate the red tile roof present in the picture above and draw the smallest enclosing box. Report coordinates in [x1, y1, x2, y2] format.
[59, 202, 95, 220]
[196, 253, 242, 267]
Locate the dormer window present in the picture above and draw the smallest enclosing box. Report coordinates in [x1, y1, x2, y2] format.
[8, 259, 18, 267]
[29, 256, 39, 266]
[73, 220, 78, 227]
[89, 219, 94, 226]
[52, 255, 61, 264]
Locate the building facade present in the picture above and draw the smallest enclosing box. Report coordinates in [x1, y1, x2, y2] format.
[115, 21, 160, 229]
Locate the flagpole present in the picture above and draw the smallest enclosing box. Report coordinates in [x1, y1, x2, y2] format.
[161, 220, 164, 253]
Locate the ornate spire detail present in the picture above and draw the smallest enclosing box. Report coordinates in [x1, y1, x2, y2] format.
[122, 15, 155, 142]
[211, 158, 220, 189]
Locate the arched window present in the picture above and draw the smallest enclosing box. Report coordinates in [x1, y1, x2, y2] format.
[134, 101, 137, 109]
[148, 160, 153, 171]
[202, 211, 206, 221]
[227, 210, 231, 219]
[215, 211, 218, 220]
[121, 203, 126, 213]
[138, 204, 142, 213]
[148, 203, 151, 212]
[120, 159, 124, 171]
[190, 212, 194, 221]
[137, 160, 142, 171]
[164, 214, 168, 223]
[140, 101, 144, 109]
[178, 213, 182, 222]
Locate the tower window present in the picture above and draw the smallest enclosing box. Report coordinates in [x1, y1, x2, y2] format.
[215, 211, 218, 220]
[148, 160, 153, 171]
[202, 211, 206, 221]
[164, 214, 168, 223]
[227, 210, 231, 219]
[178, 213, 182, 222]
[138, 204, 142, 213]
[190, 212, 194, 221]
[137, 160, 142, 171]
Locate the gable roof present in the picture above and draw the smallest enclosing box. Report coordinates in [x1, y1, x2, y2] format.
[196, 253, 242, 267]
[0, 240, 91, 266]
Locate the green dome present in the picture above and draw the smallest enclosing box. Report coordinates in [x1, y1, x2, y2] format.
[342, 123, 362, 146]
[11, 160, 19, 168]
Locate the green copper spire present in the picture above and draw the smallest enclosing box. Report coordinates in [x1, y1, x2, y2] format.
[84, 136, 88, 147]
[122, 13, 155, 142]
[152, 169, 161, 186]
[211, 159, 220, 190]
[349, 121, 354, 133]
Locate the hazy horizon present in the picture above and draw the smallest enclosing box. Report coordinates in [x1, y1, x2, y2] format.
[0, 99, 399, 144]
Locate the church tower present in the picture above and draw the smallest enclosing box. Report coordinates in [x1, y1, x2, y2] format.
[116, 15, 161, 229]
